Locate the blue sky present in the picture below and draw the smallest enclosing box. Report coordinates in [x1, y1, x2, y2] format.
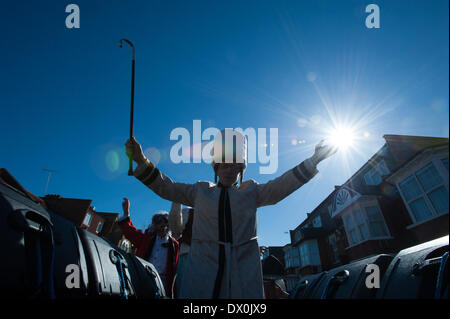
[1, 0, 448, 247]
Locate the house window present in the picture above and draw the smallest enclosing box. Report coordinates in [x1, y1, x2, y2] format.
[96, 221, 104, 233]
[364, 160, 390, 186]
[398, 161, 449, 223]
[342, 203, 390, 246]
[284, 249, 292, 268]
[312, 216, 322, 228]
[354, 209, 369, 241]
[343, 214, 358, 245]
[284, 250, 290, 268]
[328, 233, 340, 263]
[83, 213, 92, 227]
[292, 246, 300, 267]
[365, 206, 389, 237]
[299, 240, 321, 267]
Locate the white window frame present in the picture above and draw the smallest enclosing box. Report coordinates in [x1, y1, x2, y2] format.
[284, 249, 291, 268]
[365, 205, 390, 237]
[285, 246, 298, 269]
[354, 208, 369, 241]
[342, 200, 392, 249]
[83, 212, 92, 227]
[96, 221, 104, 233]
[396, 156, 449, 228]
[298, 239, 321, 268]
[328, 233, 340, 263]
[292, 246, 300, 268]
[364, 159, 390, 186]
[343, 214, 359, 246]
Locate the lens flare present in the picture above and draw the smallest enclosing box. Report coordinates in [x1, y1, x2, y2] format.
[91, 144, 128, 181]
[106, 150, 120, 172]
[144, 147, 162, 166]
[327, 127, 356, 150]
[297, 118, 308, 127]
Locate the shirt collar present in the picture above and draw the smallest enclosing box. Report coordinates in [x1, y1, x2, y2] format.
[155, 233, 169, 243]
[218, 181, 238, 188]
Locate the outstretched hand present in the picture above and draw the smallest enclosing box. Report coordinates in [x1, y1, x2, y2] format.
[311, 140, 338, 165]
[125, 137, 146, 165]
[122, 197, 130, 217]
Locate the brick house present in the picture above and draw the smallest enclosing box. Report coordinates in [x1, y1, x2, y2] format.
[42, 194, 133, 253]
[285, 135, 449, 281]
[383, 135, 449, 244]
[285, 189, 350, 278]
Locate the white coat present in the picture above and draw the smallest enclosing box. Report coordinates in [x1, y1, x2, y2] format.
[168, 202, 191, 256]
[133, 158, 318, 298]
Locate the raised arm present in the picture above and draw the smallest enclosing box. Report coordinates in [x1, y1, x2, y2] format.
[256, 140, 337, 207]
[125, 137, 197, 207]
[117, 198, 144, 247]
[168, 202, 184, 239]
[256, 158, 318, 207]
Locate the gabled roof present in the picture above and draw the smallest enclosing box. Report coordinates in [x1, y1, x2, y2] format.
[383, 134, 449, 167]
[42, 195, 92, 225]
[383, 134, 448, 148]
[343, 135, 448, 187]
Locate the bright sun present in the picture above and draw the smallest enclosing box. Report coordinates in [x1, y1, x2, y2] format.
[327, 127, 356, 150]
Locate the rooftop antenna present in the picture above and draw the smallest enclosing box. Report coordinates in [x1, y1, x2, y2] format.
[43, 168, 58, 195]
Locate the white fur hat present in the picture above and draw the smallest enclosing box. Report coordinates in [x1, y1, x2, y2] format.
[211, 129, 247, 170]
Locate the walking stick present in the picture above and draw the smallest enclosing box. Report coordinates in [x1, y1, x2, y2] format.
[119, 39, 135, 176]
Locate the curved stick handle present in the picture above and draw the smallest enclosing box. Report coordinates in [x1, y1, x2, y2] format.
[119, 39, 136, 176]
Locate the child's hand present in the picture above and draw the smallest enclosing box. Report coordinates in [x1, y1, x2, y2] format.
[122, 197, 130, 217]
[311, 140, 338, 165]
[125, 136, 146, 165]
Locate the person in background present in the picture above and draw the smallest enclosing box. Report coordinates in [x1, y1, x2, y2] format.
[118, 197, 179, 297]
[168, 202, 194, 298]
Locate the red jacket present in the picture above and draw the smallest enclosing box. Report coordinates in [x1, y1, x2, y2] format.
[118, 216, 179, 297]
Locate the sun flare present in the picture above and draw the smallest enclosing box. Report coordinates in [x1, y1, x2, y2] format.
[327, 127, 356, 150]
